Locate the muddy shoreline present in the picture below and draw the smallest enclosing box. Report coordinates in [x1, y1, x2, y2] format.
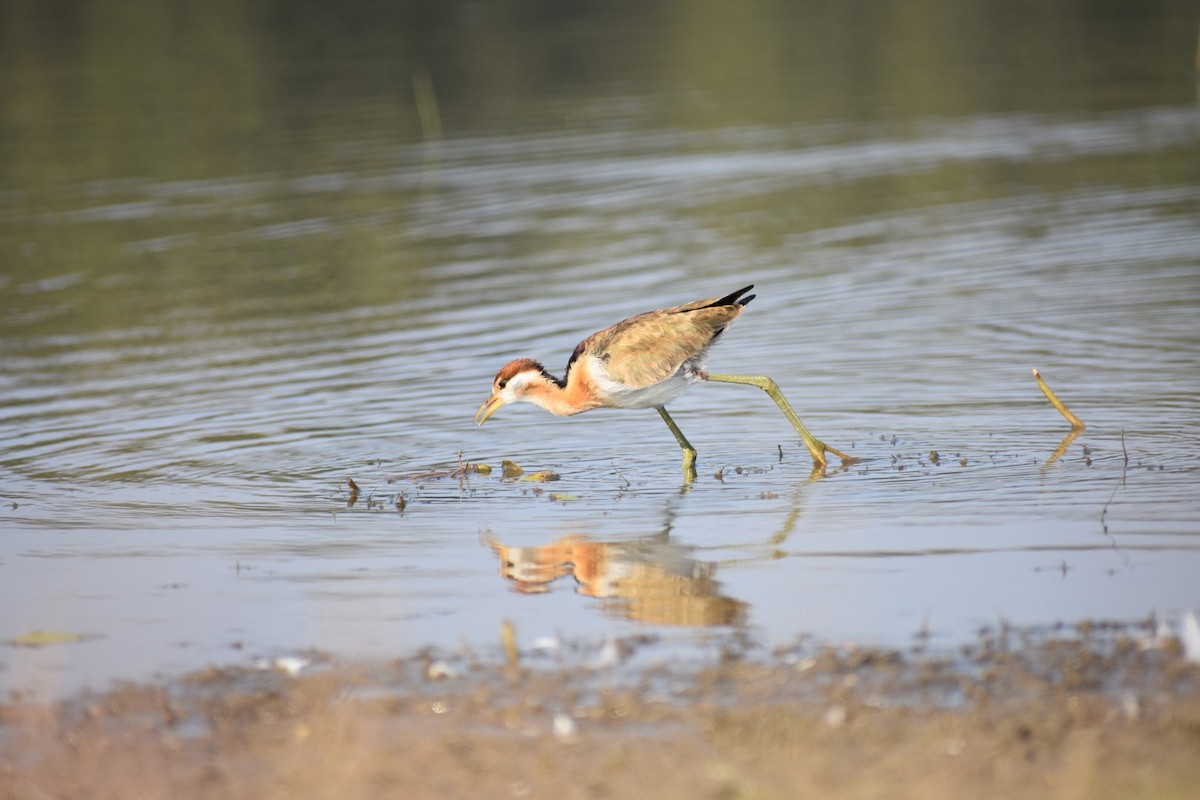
[3, 620, 1198, 799]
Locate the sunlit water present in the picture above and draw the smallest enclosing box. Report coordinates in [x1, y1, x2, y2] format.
[3, 7, 1200, 698]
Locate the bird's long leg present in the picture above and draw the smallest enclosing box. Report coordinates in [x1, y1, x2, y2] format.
[657, 406, 698, 480]
[703, 373, 857, 469]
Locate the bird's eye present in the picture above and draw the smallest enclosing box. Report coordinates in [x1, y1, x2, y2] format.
[497, 378, 508, 390]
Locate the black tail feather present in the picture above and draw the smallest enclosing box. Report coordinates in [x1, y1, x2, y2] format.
[712, 284, 755, 309]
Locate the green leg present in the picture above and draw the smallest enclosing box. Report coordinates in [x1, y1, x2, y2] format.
[704, 373, 855, 469]
[657, 406, 698, 480]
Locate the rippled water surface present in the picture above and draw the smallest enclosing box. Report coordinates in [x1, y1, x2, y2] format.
[2, 2, 1199, 697]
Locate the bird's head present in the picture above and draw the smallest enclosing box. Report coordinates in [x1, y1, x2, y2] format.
[474, 358, 554, 426]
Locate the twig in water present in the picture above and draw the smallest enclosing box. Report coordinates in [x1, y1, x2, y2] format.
[1032, 368, 1085, 430]
[611, 463, 631, 488]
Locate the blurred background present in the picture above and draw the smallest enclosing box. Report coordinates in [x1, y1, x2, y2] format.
[3, 1, 1196, 325]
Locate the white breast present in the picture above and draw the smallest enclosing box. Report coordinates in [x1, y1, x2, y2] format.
[587, 355, 703, 409]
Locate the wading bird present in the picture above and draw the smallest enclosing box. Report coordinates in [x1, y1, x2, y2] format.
[474, 285, 854, 478]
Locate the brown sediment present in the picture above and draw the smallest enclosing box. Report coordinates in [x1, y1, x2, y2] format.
[2, 623, 1198, 800]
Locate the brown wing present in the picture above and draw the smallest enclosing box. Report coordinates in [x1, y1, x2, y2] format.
[569, 286, 754, 390]
[666, 285, 755, 314]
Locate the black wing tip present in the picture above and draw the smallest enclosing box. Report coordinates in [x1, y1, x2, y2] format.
[721, 284, 756, 308]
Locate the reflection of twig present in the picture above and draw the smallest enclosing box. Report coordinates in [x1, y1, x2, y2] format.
[1195, 24, 1200, 111]
[1100, 431, 1125, 537]
[413, 69, 443, 183]
[1033, 368, 1085, 430]
[1045, 428, 1084, 466]
[413, 69, 442, 142]
[611, 462, 631, 502]
[1100, 430, 1133, 569]
[501, 620, 519, 667]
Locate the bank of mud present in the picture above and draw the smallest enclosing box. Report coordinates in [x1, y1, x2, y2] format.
[3, 620, 1199, 799]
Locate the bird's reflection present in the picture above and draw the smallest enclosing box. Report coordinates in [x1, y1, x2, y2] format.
[485, 533, 747, 627]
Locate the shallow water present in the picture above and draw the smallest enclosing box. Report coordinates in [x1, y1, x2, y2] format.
[2, 1, 1199, 698]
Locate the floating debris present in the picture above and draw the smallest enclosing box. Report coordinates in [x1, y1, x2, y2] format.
[531, 636, 561, 653]
[552, 711, 578, 742]
[592, 637, 622, 669]
[823, 704, 848, 728]
[425, 660, 458, 681]
[520, 471, 561, 483]
[395, 459, 492, 482]
[1182, 611, 1200, 664]
[255, 656, 310, 676]
[5, 630, 96, 648]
